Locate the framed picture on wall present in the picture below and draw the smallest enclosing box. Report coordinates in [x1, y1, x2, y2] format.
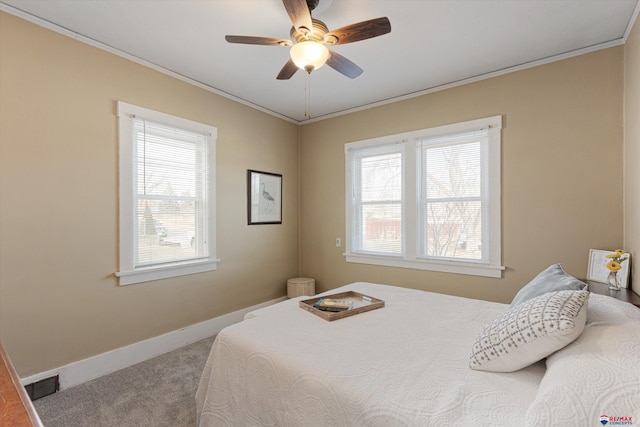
[247, 170, 282, 225]
[587, 248, 631, 287]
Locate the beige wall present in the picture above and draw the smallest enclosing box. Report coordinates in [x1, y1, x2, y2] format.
[624, 15, 640, 293]
[0, 12, 299, 376]
[299, 47, 625, 303]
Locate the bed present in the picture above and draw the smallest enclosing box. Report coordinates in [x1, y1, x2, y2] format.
[196, 278, 640, 426]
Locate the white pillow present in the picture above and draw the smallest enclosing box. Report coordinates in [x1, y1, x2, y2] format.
[524, 294, 640, 426]
[469, 290, 588, 372]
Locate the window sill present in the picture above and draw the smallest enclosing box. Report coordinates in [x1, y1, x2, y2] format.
[115, 259, 220, 285]
[345, 253, 504, 278]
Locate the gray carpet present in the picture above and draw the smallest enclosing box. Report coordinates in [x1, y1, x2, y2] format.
[33, 336, 215, 427]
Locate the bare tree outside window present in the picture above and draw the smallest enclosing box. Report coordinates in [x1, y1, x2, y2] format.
[421, 141, 482, 260]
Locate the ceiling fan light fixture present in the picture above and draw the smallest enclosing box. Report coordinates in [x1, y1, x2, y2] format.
[290, 41, 330, 73]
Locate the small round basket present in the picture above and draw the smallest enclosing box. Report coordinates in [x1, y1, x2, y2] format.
[287, 277, 315, 298]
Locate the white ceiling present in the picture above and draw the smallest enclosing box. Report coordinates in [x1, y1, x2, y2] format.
[2, 0, 638, 123]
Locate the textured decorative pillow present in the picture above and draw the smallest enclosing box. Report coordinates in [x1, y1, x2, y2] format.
[511, 264, 587, 307]
[469, 290, 589, 372]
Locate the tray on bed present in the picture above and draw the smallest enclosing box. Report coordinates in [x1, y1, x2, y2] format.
[299, 291, 384, 321]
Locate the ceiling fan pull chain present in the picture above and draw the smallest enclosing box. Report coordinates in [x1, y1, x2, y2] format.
[305, 72, 311, 119]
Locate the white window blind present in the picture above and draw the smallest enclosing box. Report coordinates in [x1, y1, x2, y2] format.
[133, 118, 209, 267]
[350, 143, 404, 256]
[345, 116, 503, 278]
[417, 129, 487, 261]
[116, 102, 217, 285]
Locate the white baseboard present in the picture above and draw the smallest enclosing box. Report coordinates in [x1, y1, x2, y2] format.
[21, 296, 287, 390]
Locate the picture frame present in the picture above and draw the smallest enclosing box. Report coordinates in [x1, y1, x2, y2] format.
[247, 170, 282, 225]
[587, 248, 631, 287]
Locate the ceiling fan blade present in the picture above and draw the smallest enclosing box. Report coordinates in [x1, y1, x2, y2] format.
[282, 0, 313, 33]
[225, 35, 291, 46]
[277, 59, 299, 80]
[325, 17, 391, 45]
[326, 50, 363, 79]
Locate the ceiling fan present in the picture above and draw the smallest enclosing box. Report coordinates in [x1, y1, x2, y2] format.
[225, 0, 391, 80]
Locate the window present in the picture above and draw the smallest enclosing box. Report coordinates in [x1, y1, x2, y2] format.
[345, 116, 503, 278]
[116, 102, 217, 285]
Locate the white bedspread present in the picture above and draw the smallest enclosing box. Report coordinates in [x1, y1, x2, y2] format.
[196, 282, 546, 426]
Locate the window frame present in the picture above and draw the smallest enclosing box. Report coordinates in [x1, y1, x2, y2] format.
[116, 102, 218, 285]
[345, 116, 504, 278]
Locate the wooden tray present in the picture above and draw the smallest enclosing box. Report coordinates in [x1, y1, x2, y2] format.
[299, 291, 384, 321]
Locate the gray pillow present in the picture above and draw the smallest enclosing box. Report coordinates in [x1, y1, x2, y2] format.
[511, 264, 587, 307]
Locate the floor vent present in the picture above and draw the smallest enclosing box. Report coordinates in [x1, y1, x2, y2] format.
[25, 375, 59, 401]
